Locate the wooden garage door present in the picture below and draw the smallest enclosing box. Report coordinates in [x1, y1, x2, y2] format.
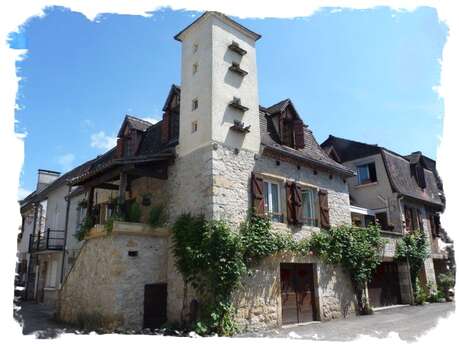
[368, 262, 401, 308]
[281, 263, 316, 324]
[143, 283, 167, 330]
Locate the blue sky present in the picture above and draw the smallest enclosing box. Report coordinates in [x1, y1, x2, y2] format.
[12, 6, 447, 197]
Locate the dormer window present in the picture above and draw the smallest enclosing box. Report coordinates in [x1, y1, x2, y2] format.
[356, 162, 377, 185]
[411, 162, 426, 189]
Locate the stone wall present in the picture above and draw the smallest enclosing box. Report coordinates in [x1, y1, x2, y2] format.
[211, 143, 352, 228]
[58, 227, 168, 330]
[233, 254, 357, 332]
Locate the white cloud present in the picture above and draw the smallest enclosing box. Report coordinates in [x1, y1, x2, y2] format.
[17, 186, 32, 201]
[90, 131, 117, 150]
[57, 153, 75, 171]
[142, 117, 160, 125]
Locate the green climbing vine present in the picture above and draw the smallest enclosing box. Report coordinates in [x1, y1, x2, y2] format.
[395, 230, 429, 302]
[308, 224, 387, 314]
[171, 214, 387, 335]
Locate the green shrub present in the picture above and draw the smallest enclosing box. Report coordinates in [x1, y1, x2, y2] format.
[414, 278, 428, 305]
[438, 272, 455, 301]
[74, 216, 93, 241]
[149, 205, 167, 227]
[395, 230, 429, 297]
[127, 200, 141, 222]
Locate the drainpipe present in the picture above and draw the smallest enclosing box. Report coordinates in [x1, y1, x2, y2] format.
[59, 184, 72, 285]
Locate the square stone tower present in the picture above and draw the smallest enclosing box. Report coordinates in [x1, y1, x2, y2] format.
[175, 11, 262, 156]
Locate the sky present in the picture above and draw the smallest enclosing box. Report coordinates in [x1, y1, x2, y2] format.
[11, 6, 448, 198]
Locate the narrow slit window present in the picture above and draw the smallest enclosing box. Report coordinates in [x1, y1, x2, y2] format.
[192, 62, 198, 75]
[192, 98, 198, 111]
[191, 121, 198, 133]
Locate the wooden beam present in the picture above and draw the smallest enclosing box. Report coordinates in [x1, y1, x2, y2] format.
[95, 183, 119, 190]
[80, 167, 122, 189]
[118, 172, 128, 204]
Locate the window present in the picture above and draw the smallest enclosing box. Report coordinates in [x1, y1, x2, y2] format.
[301, 188, 318, 226]
[263, 181, 281, 222]
[192, 62, 198, 75]
[404, 206, 422, 232]
[191, 121, 198, 133]
[193, 43, 198, 53]
[192, 98, 198, 111]
[281, 119, 294, 148]
[375, 212, 389, 230]
[357, 162, 377, 185]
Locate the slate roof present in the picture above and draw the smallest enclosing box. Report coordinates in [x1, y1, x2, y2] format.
[20, 157, 97, 208]
[259, 107, 355, 177]
[321, 135, 444, 208]
[117, 115, 153, 137]
[381, 150, 444, 207]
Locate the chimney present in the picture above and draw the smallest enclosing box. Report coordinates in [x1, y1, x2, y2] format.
[36, 169, 60, 192]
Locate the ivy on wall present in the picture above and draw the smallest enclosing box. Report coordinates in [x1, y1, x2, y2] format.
[171, 214, 387, 335]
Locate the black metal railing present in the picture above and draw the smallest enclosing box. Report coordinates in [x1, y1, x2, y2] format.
[29, 228, 65, 253]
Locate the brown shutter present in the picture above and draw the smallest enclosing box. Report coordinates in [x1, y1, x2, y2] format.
[293, 183, 303, 224]
[286, 182, 295, 224]
[251, 172, 265, 216]
[318, 189, 330, 229]
[416, 209, 424, 230]
[404, 206, 412, 232]
[294, 120, 305, 149]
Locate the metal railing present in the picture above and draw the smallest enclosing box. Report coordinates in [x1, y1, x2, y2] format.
[29, 228, 65, 253]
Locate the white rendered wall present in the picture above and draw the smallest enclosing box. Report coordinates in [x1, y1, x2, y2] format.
[177, 14, 261, 157]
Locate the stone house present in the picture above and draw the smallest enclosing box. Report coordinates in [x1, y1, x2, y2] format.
[17, 11, 448, 333]
[52, 11, 364, 331]
[321, 135, 449, 307]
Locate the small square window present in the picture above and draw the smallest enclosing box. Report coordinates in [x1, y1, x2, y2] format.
[192, 62, 198, 75]
[191, 121, 198, 133]
[356, 162, 377, 185]
[192, 98, 198, 111]
[193, 43, 199, 53]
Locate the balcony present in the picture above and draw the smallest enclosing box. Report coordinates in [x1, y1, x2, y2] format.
[29, 229, 65, 253]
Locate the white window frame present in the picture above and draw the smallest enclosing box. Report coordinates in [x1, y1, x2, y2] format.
[263, 180, 282, 222]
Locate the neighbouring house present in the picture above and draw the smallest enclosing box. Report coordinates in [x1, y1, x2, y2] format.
[321, 135, 450, 307]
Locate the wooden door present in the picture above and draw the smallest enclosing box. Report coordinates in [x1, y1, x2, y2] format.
[368, 262, 401, 307]
[143, 283, 167, 330]
[281, 263, 316, 324]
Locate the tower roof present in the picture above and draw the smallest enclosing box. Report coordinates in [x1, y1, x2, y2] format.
[174, 11, 261, 42]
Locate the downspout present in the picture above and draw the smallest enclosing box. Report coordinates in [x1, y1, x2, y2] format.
[59, 184, 72, 285]
[25, 203, 39, 300]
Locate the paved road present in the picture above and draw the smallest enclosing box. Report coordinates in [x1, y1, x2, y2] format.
[15, 301, 455, 340]
[242, 303, 455, 342]
[14, 301, 75, 338]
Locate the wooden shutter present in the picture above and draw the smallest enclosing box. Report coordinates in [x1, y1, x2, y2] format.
[416, 164, 426, 189]
[286, 182, 304, 224]
[318, 189, 330, 229]
[294, 120, 305, 149]
[416, 209, 424, 230]
[293, 183, 303, 224]
[404, 206, 412, 232]
[251, 173, 265, 216]
[286, 182, 295, 224]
